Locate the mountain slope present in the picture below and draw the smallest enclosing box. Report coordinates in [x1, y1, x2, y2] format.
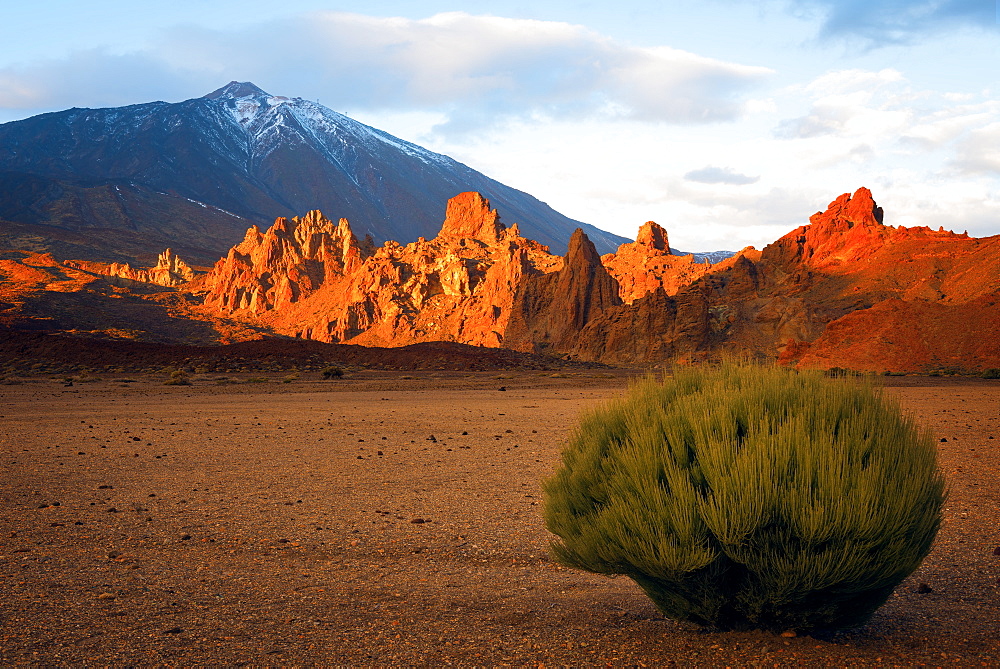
[0, 81, 627, 258]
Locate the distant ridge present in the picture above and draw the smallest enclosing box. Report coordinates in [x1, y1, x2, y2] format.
[0, 81, 630, 261]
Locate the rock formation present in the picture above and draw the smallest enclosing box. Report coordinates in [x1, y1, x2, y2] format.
[195, 192, 563, 348]
[66, 249, 197, 287]
[3, 187, 998, 373]
[601, 221, 716, 303]
[504, 228, 623, 354]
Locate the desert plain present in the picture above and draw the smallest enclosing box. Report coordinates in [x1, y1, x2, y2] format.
[1, 370, 998, 666]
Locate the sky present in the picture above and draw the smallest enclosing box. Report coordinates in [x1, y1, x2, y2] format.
[0, 1, 997, 251]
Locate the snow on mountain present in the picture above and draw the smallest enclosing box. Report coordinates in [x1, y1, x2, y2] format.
[0, 81, 729, 260]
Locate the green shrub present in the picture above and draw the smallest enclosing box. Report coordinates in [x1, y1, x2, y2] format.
[543, 363, 945, 633]
[163, 370, 191, 386]
[981, 368, 1000, 380]
[322, 366, 344, 380]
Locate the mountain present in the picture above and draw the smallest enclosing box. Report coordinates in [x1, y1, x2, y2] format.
[0, 81, 628, 261]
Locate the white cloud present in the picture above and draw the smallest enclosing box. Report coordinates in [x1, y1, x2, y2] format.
[0, 49, 196, 111]
[951, 122, 1000, 175]
[0, 11, 772, 132]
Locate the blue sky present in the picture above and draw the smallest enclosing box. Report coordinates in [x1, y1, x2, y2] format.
[0, 1, 997, 250]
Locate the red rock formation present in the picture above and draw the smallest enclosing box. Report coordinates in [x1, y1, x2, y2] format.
[437, 191, 504, 243]
[503, 228, 622, 356]
[761, 187, 891, 271]
[66, 249, 197, 287]
[602, 221, 716, 303]
[200, 210, 370, 315]
[195, 192, 562, 348]
[6, 187, 998, 374]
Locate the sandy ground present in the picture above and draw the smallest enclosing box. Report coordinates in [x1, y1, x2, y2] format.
[1, 371, 998, 666]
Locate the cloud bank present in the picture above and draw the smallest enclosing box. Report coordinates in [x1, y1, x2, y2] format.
[0, 11, 771, 131]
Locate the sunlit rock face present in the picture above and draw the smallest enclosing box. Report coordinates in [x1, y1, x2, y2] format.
[185, 187, 1000, 372]
[601, 221, 718, 304]
[65, 249, 197, 288]
[196, 192, 565, 348]
[8, 187, 996, 373]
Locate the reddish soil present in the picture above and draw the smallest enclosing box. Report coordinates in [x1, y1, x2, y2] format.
[0, 372, 998, 665]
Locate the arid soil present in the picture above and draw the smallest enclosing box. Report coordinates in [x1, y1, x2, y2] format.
[1, 372, 998, 666]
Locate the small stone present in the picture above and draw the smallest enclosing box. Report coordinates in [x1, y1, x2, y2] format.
[780, 630, 796, 638]
[97, 592, 116, 600]
[410, 518, 427, 524]
[916, 582, 933, 593]
[992, 546, 1000, 556]
[180, 534, 192, 540]
[939, 437, 947, 442]
[498, 386, 507, 391]
[163, 627, 183, 634]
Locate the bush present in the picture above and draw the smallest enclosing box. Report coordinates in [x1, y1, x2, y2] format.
[163, 370, 191, 386]
[981, 368, 1000, 380]
[543, 363, 945, 633]
[322, 366, 344, 380]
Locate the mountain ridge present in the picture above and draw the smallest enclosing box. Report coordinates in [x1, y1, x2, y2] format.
[0, 81, 635, 259]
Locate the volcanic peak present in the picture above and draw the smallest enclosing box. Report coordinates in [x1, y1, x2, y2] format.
[204, 81, 271, 100]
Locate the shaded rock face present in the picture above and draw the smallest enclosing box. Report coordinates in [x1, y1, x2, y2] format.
[504, 229, 623, 355]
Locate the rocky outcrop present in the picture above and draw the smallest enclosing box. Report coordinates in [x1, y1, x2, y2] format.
[196, 192, 564, 348]
[14, 187, 996, 374]
[65, 249, 197, 287]
[555, 187, 1000, 371]
[602, 221, 717, 303]
[200, 210, 371, 315]
[761, 187, 892, 271]
[503, 228, 623, 356]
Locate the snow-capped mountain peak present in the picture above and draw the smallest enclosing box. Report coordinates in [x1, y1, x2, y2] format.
[203, 81, 270, 100]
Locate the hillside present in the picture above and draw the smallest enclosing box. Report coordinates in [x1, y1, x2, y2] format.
[0, 82, 627, 260]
